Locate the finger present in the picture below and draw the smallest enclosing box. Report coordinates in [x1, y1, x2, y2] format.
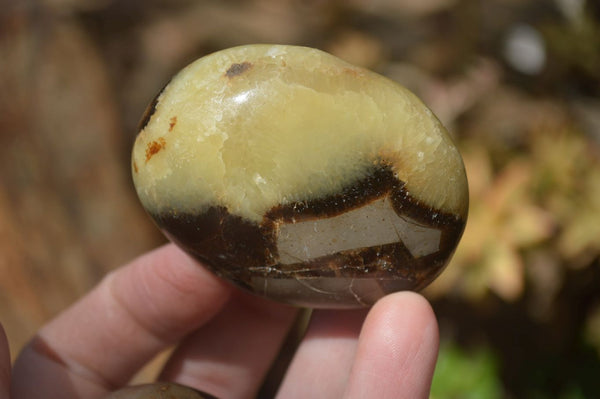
[0, 324, 10, 398]
[276, 308, 368, 398]
[344, 292, 439, 399]
[12, 244, 232, 398]
[160, 291, 298, 399]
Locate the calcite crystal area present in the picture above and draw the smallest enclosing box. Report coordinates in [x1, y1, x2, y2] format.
[132, 45, 468, 308]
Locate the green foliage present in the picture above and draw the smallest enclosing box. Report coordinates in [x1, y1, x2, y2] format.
[430, 341, 502, 399]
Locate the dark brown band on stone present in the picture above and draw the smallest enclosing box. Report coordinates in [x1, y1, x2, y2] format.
[265, 164, 395, 222]
[266, 164, 463, 228]
[151, 164, 466, 294]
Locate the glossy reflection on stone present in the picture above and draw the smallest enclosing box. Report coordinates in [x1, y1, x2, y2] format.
[132, 44, 468, 308]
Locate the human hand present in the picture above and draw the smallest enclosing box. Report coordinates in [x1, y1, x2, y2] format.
[1, 244, 439, 398]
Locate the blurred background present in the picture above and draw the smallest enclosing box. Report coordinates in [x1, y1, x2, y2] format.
[1, 0, 599, 397]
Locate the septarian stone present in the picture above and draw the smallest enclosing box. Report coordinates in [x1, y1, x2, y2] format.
[132, 44, 468, 308]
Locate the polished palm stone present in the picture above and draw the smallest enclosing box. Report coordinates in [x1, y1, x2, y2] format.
[132, 44, 468, 308]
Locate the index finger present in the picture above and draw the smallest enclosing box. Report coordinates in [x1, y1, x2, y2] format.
[12, 244, 232, 398]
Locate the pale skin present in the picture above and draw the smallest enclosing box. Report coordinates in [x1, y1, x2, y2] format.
[0, 244, 439, 398]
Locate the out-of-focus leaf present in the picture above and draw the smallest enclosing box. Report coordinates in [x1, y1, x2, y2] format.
[431, 341, 503, 399]
[558, 171, 600, 262]
[485, 241, 524, 302]
[531, 129, 600, 262]
[430, 149, 554, 301]
[506, 204, 554, 247]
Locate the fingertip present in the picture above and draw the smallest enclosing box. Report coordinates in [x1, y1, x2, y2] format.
[345, 291, 439, 399]
[365, 291, 440, 373]
[367, 291, 439, 343]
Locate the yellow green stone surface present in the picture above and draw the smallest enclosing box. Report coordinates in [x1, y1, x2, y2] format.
[132, 45, 468, 308]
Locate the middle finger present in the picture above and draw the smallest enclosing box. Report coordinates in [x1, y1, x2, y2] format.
[160, 292, 298, 399]
[276, 309, 368, 398]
